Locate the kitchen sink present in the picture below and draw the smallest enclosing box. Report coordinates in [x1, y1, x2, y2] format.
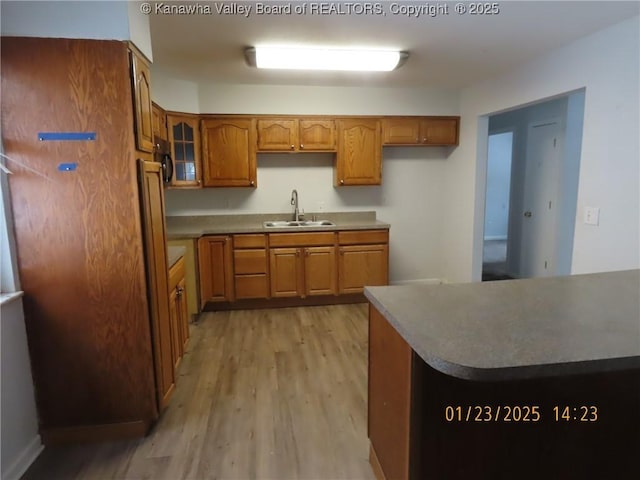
[263, 220, 336, 228]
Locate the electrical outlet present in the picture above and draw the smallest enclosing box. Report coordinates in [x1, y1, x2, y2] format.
[584, 206, 600, 226]
[318, 201, 325, 212]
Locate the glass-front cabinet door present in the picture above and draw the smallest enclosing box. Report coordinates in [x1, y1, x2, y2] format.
[167, 114, 201, 187]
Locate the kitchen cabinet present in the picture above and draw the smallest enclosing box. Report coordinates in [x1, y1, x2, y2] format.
[198, 235, 234, 306]
[201, 117, 257, 187]
[335, 118, 382, 186]
[152, 102, 168, 142]
[2, 37, 176, 443]
[382, 116, 459, 146]
[338, 230, 389, 294]
[269, 232, 337, 298]
[169, 256, 190, 371]
[130, 47, 154, 153]
[167, 114, 202, 187]
[168, 239, 200, 318]
[257, 117, 336, 152]
[233, 234, 269, 299]
[368, 305, 413, 480]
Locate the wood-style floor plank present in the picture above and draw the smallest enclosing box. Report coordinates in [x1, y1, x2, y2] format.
[22, 304, 374, 480]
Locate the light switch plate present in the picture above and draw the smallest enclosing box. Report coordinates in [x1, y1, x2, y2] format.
[584, 206, 600, 226]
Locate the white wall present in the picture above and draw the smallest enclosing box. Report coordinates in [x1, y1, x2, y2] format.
[443, 15, 640, 282]
[160, 81, 459, 283]
[1, 298, 43, 480]
[1, 1, 129, 40]
[151, 69, 200, 113]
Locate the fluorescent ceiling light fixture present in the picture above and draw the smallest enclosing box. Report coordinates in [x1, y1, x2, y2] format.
[245, 47, 409, 72]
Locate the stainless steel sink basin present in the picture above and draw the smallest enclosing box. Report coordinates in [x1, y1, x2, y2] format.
[263, 220, 336, 228]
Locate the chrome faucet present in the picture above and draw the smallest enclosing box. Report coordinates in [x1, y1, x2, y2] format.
[291, 189, 300, 222]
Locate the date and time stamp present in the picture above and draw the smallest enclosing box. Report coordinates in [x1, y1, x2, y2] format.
[139, 1, 503, 18]
[444, 405, 599, 423]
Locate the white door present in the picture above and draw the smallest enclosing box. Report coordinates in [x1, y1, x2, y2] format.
[520, 120, 562, 277]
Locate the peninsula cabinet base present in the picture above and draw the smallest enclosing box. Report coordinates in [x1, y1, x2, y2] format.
[368, 306, 640, 480]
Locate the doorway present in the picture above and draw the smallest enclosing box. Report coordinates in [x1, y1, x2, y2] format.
[482, 131, 514, 281]
[482, 91, 584, 281]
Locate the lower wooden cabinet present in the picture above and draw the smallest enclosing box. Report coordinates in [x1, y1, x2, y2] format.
[338, 230, 389, 294]
[233, 234, 269, 299]
[270, 245, 337, 298]
[196, 229, 388, 307]
[169, 256, 190, 372]
[197, 235, 234, 306]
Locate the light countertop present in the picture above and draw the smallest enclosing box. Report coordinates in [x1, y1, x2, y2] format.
[167, 246, 186, 268]
[166, 211, 390, 239]
[365, 269, 640, 381]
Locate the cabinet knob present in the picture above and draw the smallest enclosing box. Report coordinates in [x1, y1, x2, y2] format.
[340, 179, 344, 185]
[250, 180, 255, 186]
[422, 137, 427, 143]
[290, 144, 295, 150]
[300, 144, 304, 149]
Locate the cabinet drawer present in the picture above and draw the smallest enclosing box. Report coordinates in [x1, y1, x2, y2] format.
[169, 256, 185, 291]
[234, 249, 267, 274]
[269, 232, 336, 247]
[234, 234, 266, 249]
[338, 230, 389, 245]
[235, 274, 269, 299]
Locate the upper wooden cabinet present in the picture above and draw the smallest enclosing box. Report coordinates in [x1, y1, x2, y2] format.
[257, 118, 336, 152]
[382, 117, 459, 146]
[201, 117, 257, 187]
[130, 49, 154, 153]
[335, 118, 382, 186]
[152, 102, 167, 142]
[167, 114, 202, 188]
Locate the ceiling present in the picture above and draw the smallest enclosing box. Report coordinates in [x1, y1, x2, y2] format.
[149, 1, 639, 88]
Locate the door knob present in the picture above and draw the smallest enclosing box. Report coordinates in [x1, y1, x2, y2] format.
[524, 211, 532, 217]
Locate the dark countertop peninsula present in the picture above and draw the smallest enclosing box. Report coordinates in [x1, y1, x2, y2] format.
[365, 269, 640, 381]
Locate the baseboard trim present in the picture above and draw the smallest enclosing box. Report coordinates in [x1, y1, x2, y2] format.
[391, 278, 442, 286]
[369, 442, 387, 480]
[484, 235, 507, 241]
[41, 420, 149, 446]
[2, 435, 44, 480]
[203, 293, 367, 311]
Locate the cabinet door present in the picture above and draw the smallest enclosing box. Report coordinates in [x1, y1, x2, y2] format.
[382, 118, 421, 145]
[369, 305, 412, 480]
[257, 118, 297, 151]
[299, 119, 336, 151]
[338, 244, 389, 294]
[420, 118, 459, 145]
[177, 278, 190, 350]
[270, 248, 303, 298]
[168, 115, 202, 187]
[138, 160, 175, 410]
[169, 287, 182, 371]
[304, 246, 337, 296]
[197, 236, 234, 306]
[201, 118, 257, 187]
[130, 50, 154, 153]
[335, 118, 381, 186]
[152, 102, 167, 141]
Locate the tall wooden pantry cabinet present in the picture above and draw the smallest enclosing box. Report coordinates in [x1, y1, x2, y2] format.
[1, 37, 173, 444]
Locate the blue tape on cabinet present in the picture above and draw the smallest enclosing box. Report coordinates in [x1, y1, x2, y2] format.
[58, 163, 77, 172]
[38, 132, 96, 141]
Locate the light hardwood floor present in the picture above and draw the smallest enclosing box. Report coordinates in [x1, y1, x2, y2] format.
[23, 304, 375, 480]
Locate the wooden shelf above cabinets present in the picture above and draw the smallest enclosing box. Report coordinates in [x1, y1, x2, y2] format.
[257, 117, 336, 152]
[382, 116, 459, 146]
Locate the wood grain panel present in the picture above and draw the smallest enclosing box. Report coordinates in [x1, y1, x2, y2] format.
[335, 118, 381, 186]
[268, 232, 336, 248]
[234, 274, 269, 299]
[233, 234, 266, 249]
[338, 229, 389, 245]
[197, 236, 234, 304]
[1, 38, 157, 429]
[304, 246, 337, 296]
[368, 305, 412, 480]
[233, 249, 267, 275]
[339, 244, 389, 294]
